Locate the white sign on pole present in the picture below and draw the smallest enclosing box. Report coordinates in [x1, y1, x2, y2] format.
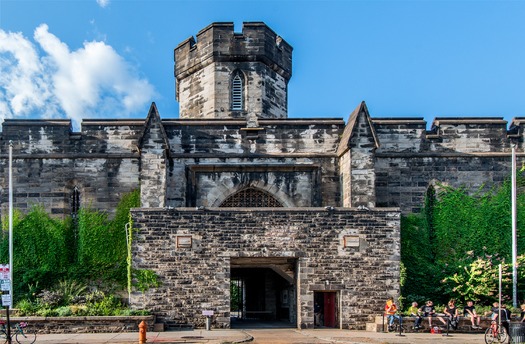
[2, 294, 11, 307]
[0, 264, 9, 281]
[1, 281, 10, 292]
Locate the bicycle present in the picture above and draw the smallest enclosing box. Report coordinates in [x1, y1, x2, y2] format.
[485, 320, 508, 344]
[0, 321, 36, 344]
[389, 321, 406, 333]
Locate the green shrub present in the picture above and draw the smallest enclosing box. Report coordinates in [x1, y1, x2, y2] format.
[15, 299, 36, 316]
[55, 306, 72, 317]
[55, 279, 87, 305]
[86, 295, 124, 316]
[117, 309, 150, 316]
[36, 307, 58, 317]
[37, 290, 63, 308]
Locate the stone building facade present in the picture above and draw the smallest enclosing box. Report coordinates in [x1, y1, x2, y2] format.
[0, 22, 522, 329]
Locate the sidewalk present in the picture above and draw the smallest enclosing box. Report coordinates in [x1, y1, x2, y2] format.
[29, 328, 489, 344]
[26, 329, 251, 343]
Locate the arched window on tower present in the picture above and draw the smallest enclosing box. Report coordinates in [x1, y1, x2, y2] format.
[231, 72, 244, 111]
[220, 187, 283, 207]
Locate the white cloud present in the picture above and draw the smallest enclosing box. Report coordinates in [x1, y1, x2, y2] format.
[0, 30, 60, 119]
[0, 24, 155, 129]
[96, 0, 110, 8]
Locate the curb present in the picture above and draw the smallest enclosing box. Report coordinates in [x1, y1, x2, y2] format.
[231, 331, 254, 343]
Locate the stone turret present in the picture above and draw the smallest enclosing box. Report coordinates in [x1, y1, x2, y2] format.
[174, 22, 293, 119]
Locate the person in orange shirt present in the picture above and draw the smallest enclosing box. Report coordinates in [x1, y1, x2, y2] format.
[385, 297, 401, 331]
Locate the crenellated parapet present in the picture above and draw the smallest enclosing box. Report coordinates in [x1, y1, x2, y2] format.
[0, 119, 143, 156]
[369, 116, 525, 213]
[373, 117, 517, 154]
[175, 22, 292, 81]
[0, 118, 143, 218]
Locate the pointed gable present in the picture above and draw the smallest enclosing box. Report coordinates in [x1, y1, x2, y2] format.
[336, 101, 379, 156]
[139, 102, 170, 156]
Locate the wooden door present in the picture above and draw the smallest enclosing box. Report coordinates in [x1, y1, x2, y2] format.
[323, 292, 336, 328]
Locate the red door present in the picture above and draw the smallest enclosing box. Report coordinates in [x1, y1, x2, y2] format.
[323, 292, 336, 328]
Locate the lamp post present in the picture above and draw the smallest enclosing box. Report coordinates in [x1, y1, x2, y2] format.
[8, 141, 13, 301]
[8, 141, 13, 343]
[512, 144, 518, 308]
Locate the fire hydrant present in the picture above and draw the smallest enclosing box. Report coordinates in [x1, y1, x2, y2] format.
[139, 320, 147, 344]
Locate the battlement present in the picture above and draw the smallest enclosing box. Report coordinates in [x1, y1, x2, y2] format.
[174, 22, 293, 81]
[2, 116, 524, 156]
[373, 116, 516, 154]
[0, 118, 144, 155]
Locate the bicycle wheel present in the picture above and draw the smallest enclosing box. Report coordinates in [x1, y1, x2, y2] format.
[485, 327, 496, 344]
[15, 327, 36, 344]
[497, 326, 508, 343]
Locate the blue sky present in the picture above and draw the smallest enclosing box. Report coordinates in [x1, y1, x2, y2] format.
[1, 0, 524, 130]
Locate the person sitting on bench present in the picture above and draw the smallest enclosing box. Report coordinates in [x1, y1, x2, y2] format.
[384, 297, 401, 331]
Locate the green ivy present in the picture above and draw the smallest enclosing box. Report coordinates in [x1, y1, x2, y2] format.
[133, 269, 161, 293]
[126, 213, 133, 303]
[401, 170, 525, 307]
[0, 190, 139, 304]
[76, 189, 139, 287]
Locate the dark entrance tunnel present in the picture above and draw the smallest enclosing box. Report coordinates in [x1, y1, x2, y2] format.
[230, 257, 296, 328]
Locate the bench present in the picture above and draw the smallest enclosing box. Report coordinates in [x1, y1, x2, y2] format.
[245, 310, 274, 320]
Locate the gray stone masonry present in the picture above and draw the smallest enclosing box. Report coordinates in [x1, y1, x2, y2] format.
[373, 117, 524, 213]
[130, 207, 401, 330]
[175, 22, 292, 119]
[1, 114, 524, 217]
[161, 117, 344, 208]
[0, 119, 142, 218]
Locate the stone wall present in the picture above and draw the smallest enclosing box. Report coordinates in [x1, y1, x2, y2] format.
[372, 117, 520, 213]
[7, 316, 155, 334]
[0, 119, 142, 218]
[130, 207, 400, 330]
[162, 118, 345, 208]
[1, 114, 523, 217]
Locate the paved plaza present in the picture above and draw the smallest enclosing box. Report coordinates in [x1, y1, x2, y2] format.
[29, 328, 488, 344]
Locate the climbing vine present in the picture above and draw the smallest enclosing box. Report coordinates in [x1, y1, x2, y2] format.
[401, 170, 525, 305]
[0, 189, 139, 304]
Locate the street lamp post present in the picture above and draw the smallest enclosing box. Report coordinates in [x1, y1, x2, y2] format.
[512, 144, 518, 308]
[8, 141, 13, 343]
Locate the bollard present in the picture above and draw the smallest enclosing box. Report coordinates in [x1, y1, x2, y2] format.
[139, 320, 147, 344]
[206, 315, 212, 331]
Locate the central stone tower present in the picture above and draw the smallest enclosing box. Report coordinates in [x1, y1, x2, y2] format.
[174, 22, 293, 119]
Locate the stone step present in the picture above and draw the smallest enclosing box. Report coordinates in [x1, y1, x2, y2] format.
[164, 321, 194, 331]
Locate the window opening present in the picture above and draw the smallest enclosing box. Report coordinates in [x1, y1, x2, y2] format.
[220, 187, 283, 207]
[232, 73, 243, 110]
